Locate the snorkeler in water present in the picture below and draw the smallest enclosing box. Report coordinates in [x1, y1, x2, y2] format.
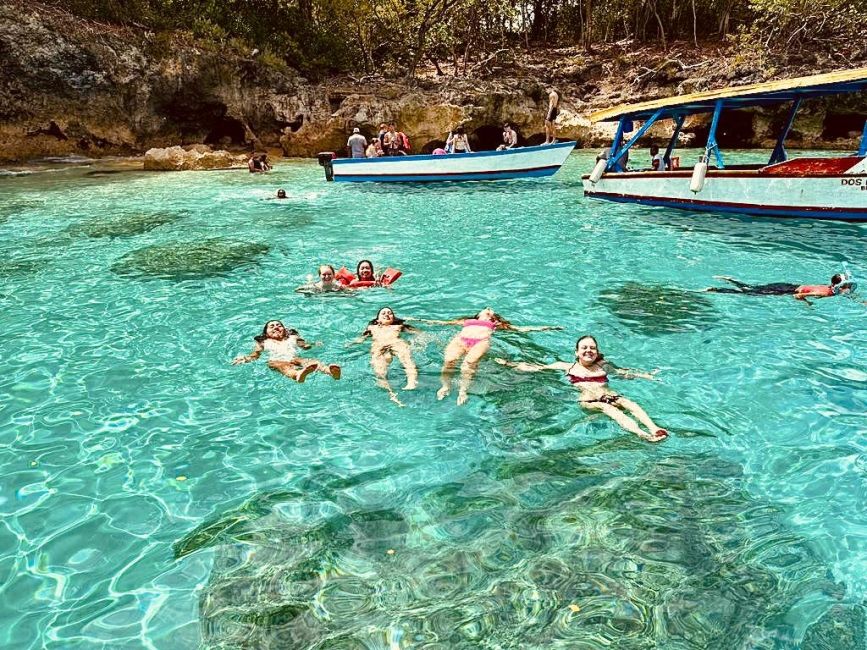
[232, 320, 341, 382]
[705, 273, 855, 303]
[496, 335, 668, 442]
[411, 308, 562, 406]
[354, 307, 420, 405]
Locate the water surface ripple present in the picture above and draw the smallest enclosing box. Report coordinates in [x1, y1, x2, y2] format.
[0, 151, 865, 648]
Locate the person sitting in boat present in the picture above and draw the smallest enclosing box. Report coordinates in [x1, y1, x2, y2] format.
[497, 123, 518, 151]
[365, 139, 381, 158]
[649, 144, 667, 171]
[432, 147, 447, 155]
[704, 273, 856, 303]
[232, 320, 341, 382]
[296, 264, 348, 293]
[354, 307, 420, 406]
[447, 127, 472, 154]
[409, 309, 561, 406]
[496, 335, 668, 442]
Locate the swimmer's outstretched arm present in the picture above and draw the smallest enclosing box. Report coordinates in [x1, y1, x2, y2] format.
[606, 361, 660, 380]
[495, 358, 570, 372]
[503, 324, 564, 332]
[405, 317, 462, 326]
[232, 341, 264, 365]
[350, 327, 373, 345]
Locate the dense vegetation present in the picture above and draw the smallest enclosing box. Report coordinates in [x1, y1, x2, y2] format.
[50, 0, 866, 78]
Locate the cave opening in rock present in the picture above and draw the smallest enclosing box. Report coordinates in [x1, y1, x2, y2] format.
[523, 132, 546, 146]
[822, 113, 867, 140]
[421, 139, 446, 154]
[470, 125, 504, 151]
[328, 94, 344, 114]
[283, 114, 304, 133]
[204, 117, 247, 146]
[683, 109, 755, 149]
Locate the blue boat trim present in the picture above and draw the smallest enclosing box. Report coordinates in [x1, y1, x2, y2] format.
[331, 141, 576, 165]
[585, 192, 867, 221]
[335, 166, 561, 182]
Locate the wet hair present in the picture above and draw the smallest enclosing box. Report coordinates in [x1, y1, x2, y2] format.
[369, 307, 405, 326]
[319, 264, 335, 276]
[575, 335, 604, 361]
[357, 259, 375, 278]
[456, 310, 511, 328]
[831, 273, 844, 285]
[503, 123, 510, 129]
[254, 320, 299, 343]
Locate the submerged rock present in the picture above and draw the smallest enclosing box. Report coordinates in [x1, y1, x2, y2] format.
[111, 238, 269, 280]
[802, 604, 866, 650]
[597, 281, 717, 335]
[65, 211, 178, 238]
[143, 146, 248, 171]
[189, 454, 845, 648]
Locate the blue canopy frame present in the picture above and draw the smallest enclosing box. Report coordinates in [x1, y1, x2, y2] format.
[597, 69, 867, 172]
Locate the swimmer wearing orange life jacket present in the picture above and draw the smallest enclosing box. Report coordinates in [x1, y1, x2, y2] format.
[334, 260, 402, 289]
[705, 273, 856, 303]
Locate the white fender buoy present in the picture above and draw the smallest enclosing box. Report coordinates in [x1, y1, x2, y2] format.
[589, 158, 608, 184]
[689, 161, 708, 193]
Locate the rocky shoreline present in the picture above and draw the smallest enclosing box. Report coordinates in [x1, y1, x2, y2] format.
[2, 1, 866, 163]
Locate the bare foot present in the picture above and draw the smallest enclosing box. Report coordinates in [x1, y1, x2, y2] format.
[328, 364, 341, 380]
[403, 380, 418, 390]
[641, 428, 668, 443]
[389, 391, 405, 407]
[436, 386, 450, 400]
[296, 363, 318, 383]
[456, 390, 468, 406]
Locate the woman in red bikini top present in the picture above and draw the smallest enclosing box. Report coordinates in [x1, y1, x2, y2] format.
[496, 335, 668, 443]
[410, 308, 561, 406]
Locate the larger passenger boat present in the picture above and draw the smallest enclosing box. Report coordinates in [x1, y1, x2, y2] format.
[583, 68, 867, 221]
[318, 141, 575, 182]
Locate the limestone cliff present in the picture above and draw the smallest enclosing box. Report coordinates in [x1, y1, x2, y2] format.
[1, 0, 865, 163]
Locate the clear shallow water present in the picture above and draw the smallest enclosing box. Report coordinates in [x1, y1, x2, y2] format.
[0, 151, 865, 649]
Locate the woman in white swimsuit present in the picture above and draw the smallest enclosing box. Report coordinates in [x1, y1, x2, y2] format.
[232, 320, 341, 382]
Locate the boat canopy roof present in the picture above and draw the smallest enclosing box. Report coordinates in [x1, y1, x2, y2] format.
[590, 68, 867, 123]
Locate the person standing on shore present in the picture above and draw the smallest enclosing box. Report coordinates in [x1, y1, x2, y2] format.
[544, 88, 560, 145]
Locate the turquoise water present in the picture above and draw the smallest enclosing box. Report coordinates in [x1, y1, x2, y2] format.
[1, 151, 865, 648]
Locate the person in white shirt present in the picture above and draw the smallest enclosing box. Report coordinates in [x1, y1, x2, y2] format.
[232, 320, 341, 382]
[650, 144, 666, 171]
[346, 128, 368, 158]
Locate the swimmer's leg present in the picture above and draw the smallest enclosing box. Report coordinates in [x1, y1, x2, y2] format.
[617, 397, 667, 441]
[583, 401, 662, 442]
[268, 359, 318, 383]
[371, 349, 401, 404]
[457, 340, 490, 406]
[393, 341, 418, 390]
[713, 276, 751, 289]
[438, 338, 465, 400]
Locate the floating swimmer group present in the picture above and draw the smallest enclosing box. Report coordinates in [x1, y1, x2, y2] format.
[233, 263, 678, 442]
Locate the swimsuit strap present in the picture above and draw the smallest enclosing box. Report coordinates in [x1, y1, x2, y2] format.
[463, 319, 496, 329]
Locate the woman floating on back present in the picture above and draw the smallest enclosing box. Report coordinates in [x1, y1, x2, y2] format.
[232, 320, 341, 383]
[355, 307, 419, 406]
[412, 308, 561, 405]
[497, 335, 668, 442]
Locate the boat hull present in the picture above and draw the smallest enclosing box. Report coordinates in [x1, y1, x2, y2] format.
[330, 142, 575, 182]
[582, 157, 867, 221]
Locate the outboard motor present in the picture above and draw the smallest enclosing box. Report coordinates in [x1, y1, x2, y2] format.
[317, 152, 336, 181]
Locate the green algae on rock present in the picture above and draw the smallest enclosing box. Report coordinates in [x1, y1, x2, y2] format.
[111, 238, 269, 280]
[597, 281, 718, 335]
[65, 211, 179, 239]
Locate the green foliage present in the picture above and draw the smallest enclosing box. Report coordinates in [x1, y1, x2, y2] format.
[48, 0, 867, 77]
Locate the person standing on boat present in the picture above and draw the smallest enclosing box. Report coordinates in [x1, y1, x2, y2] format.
[384, 124, 404, 156]
[544, 88, 560, 144]
[347, 128, 367, 159]
[497, 123, 518, 151]
[496, 335, 668, 443]
[650, 144, 666, 171]
[447, 127, 472, 154]
[704, 273, 855, 303]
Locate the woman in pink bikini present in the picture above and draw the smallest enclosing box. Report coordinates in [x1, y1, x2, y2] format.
[412, 308, 561, 405]
[496, 335, 668, 442]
